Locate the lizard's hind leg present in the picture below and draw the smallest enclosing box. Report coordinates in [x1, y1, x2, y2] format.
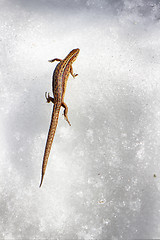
[61, 102, 71, 126]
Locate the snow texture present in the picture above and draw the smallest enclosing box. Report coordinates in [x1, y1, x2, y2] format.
[1, 0, 160, 239]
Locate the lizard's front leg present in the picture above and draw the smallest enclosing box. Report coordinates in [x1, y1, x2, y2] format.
[45, 92, 55, 103]
[70, 65, 78, 78]
[48, 58, 62, 63]
[61, 102, 71, 126]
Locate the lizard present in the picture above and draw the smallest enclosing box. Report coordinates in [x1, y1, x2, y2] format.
[39, 48, 80, 187]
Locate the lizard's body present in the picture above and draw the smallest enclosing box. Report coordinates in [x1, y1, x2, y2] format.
[39, 48, 80, 187]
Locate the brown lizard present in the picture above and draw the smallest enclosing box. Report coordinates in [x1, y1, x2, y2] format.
[39, 48, 80, 187]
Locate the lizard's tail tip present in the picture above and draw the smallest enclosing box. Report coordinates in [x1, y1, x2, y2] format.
[39, 176, 44, 188]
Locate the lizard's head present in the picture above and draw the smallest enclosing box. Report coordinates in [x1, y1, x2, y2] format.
[68, 48, 80, 62]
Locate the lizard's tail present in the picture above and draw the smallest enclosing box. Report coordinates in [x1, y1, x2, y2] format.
[39, 103, 61, 187]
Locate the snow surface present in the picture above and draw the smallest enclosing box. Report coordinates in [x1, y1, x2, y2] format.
[1, 0, 160, 239]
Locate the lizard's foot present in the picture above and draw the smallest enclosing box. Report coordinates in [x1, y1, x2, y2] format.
[73, 73, 78, 78]
[45, 92, 51, 103]
[63, 113, 71, 126]
[45, 92, 54, 103]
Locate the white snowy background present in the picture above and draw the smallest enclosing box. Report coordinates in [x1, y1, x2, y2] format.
[1, 0, 160, 239]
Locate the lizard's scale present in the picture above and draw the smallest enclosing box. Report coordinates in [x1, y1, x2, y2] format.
[39, 48, 80, 187]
